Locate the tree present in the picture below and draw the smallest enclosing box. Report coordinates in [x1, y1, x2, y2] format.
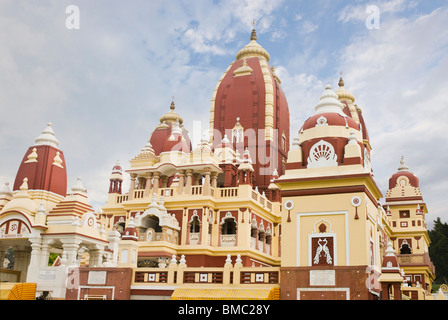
[428, 218, 448, 284]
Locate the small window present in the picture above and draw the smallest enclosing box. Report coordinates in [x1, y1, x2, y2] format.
[190, 216, 200, 233]
[222, 218, 236, 235]
[399, 210, 410, 218]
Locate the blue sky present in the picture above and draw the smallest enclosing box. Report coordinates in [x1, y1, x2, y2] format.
[0, 0, 447, 228]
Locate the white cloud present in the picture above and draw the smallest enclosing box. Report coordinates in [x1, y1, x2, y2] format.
[338, 0, 410, 23]
[337, 6, 448, 226]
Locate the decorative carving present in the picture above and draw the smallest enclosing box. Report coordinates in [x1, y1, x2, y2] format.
[307, 140, 338, 168]
[313, 238, 333, 265]
[316, 116, 328, 127]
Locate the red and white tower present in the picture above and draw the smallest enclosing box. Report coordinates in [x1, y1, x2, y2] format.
[209, 28, 290, 197]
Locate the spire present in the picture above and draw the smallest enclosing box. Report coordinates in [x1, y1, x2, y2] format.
[251, 19, 257, 41]
[35, 123, 60, 148]
[236, 23, 270, 62]
[335, 74, 356, 103]
[159, 100, 184, 125]
[250, 28, 257, 41]
[314, 85, 344, 114]
[398, 156, 409, 171]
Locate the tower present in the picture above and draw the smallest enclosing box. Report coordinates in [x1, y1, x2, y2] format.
[276, 81, 384, 300]
[384, 157, 435, 298]
[209, 28, 290, 198]
[13, 123, 67, 204]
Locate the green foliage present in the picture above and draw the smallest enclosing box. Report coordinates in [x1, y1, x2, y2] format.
[48, 253, 60, 266]
[428, 218, 448, 284]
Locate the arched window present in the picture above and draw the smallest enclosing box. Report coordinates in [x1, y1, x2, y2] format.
[222, 218, 236, 235]
[190, 215, 200, 233]
[400, 240, 412, 254]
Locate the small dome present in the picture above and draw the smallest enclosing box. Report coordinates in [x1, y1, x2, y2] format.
[302, 112, 360, 131]
[110, 161, 123, 181]
[35, 123, 60, 148]
[0, 182, 12, 196]
[314, 85, 344, 114]
[335, 77, 356, 103]
[235, 29, 270, 62]
[150, 102, 192, 155]
[159, 101, 184, 125]
[388, 157, 420, 189]
[71, 177, 87, 195]
[122, 217, 138, 241]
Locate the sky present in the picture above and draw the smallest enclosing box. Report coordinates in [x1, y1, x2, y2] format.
[0, 0, 447, 229]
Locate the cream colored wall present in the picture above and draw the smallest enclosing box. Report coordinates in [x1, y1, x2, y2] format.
[281, 192, 381, 270]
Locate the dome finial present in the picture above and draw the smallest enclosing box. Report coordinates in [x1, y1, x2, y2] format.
[251, 19, 257, 41]
[170, 99, 175, 111]
[398, 156, 409, 171]
[338, 71, 345, 87]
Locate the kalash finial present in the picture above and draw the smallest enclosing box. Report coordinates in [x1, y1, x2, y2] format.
[170, 97, 175, 111]
[251, 19, 257, 41]
[338, 71, 345, 87]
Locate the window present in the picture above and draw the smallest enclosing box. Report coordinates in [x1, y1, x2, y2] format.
[399, 210, 410, 218]
[222, 218, 236, 235]
[190, 215, 200, 233]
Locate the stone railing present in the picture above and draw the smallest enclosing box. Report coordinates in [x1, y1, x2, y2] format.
[132, 254, 280, 287]
[114, 185, 276, 212]
[398, 253, 435, 275]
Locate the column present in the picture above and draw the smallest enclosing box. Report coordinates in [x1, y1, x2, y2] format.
[203, 170, 211, 196]
[129, 174, 137, 200]
[211, 172, 218, 189]
[144, 172, 153, 197]
[178, 170, 185, 194]
[185, 169, 193, 194]
[152, 172, 160, 196]
[26, 237, 42, 283]
[40, 240, 52, 267]
[62, 240, 81, 267]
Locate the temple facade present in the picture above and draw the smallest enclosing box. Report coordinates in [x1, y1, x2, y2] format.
[0, 29, 440, 301]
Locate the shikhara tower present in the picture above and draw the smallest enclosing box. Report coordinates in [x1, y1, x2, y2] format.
[209, 28, 290, 197]
[0, 28, 437, 301]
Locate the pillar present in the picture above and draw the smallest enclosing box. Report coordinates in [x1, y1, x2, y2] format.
[152, 172, 160, 196]
[178, 170, 185, 194]
[203, 170, 211, 196]
[185, 169, 193, 194]
[129, 174, 137, 200]
[211, 172, 218, 189]
[26, 237, 42, 283]
[144, 173, 153, 197]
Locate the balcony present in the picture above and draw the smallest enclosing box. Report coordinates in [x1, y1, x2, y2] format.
[112, 184, 278, 213]
[397, 253, 435, 275]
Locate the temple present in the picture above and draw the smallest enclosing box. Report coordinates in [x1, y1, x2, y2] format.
[0, 28, 441, 301]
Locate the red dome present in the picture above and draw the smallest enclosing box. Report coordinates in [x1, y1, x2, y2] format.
[149, 102, 192, 156]
[302, 112, 360, 131]
[388, 157, 420, 189]
[150, 122, 191, 155]
[389, 170, 420, 189]
[13, 124, 67, 197]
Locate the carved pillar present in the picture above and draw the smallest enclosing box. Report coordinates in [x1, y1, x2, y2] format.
[161, 175, 168, 188]
[185, 169, 193, 194]
[152, 172, 160, 196]
[144, 172, 153, 197]
[26, 237, 42, 283]
[211, 172, 218, 189]
[129, 174, 137, 200]
[178, 170, 185, 194]
[203, 170, 211, 196]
